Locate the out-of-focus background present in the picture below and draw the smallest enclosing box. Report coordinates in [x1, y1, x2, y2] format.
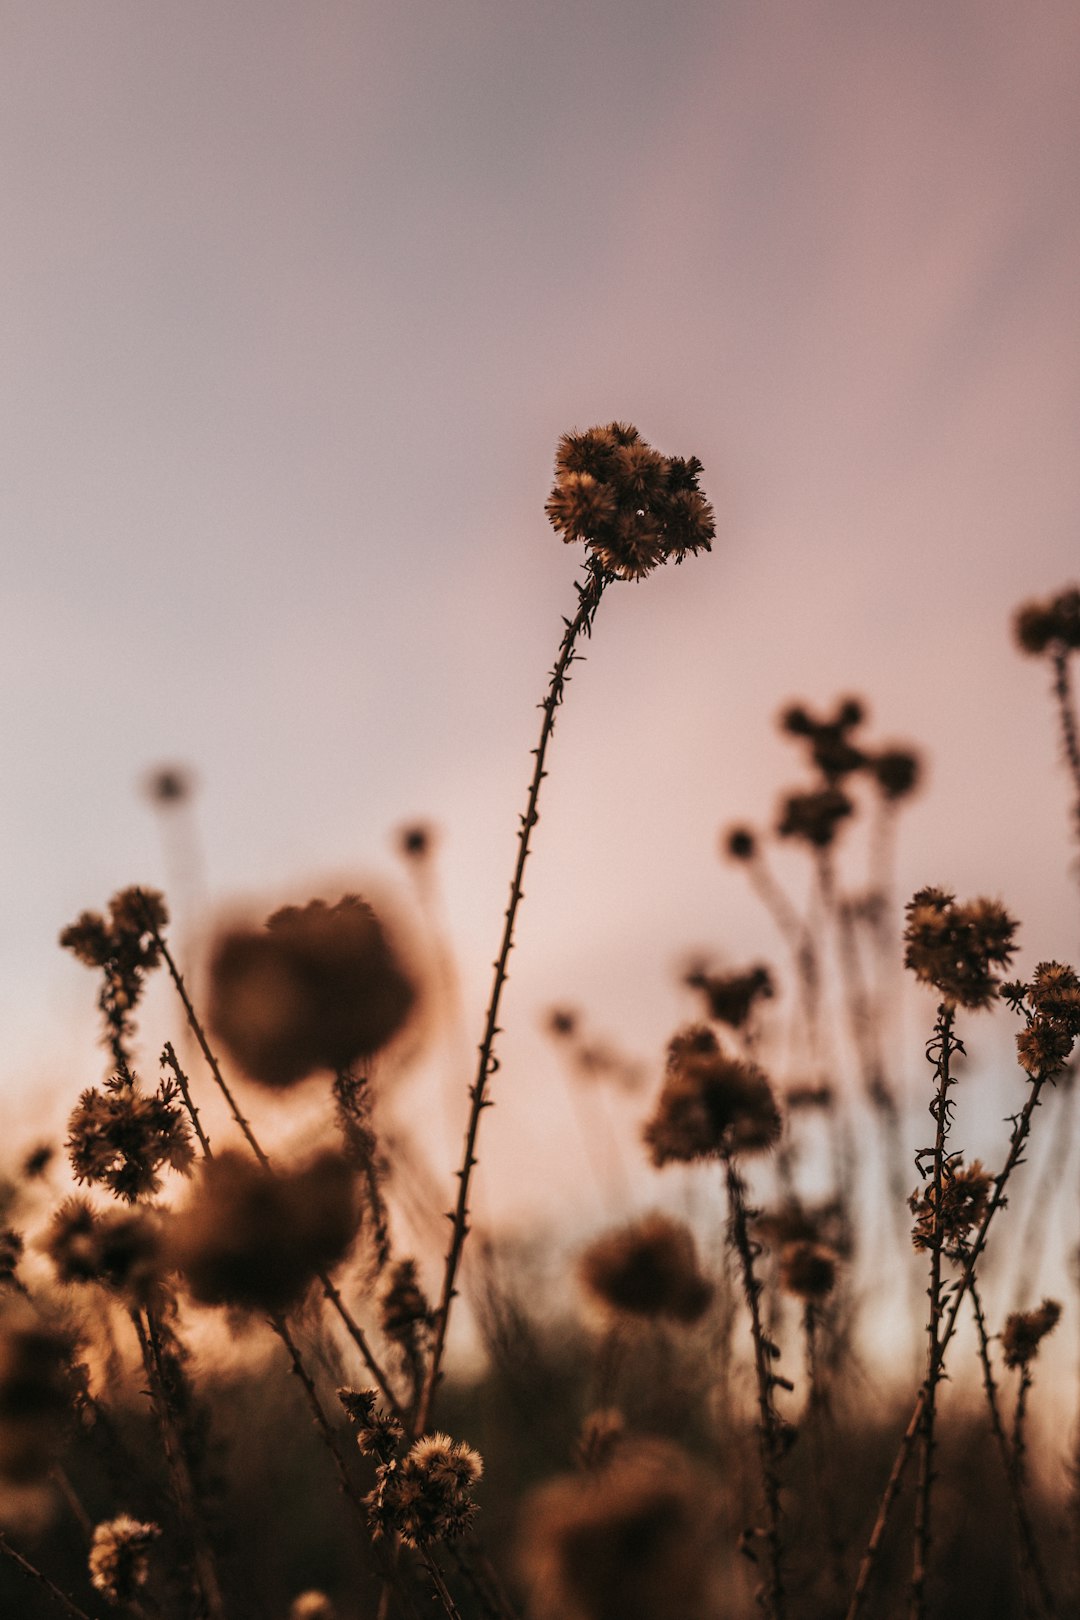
[2, 0, 1078, 1228]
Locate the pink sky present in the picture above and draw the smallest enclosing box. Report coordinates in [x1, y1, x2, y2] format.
[2, 2, 1079, 1250]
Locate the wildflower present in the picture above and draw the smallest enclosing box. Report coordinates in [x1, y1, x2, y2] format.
[208, 895, 416, 1088]
[380, 1258, 432, 1346]
[780, 697, 867, 781]
[143, 764, 194, 805]
[22, 1143, 54, 1180]
[0, 1307, 72, 1485]
[871, 748, 921, 801]
[644, 1026, 781, 1165]
[683, 963, 773, 1030]
[578, 1213, 713, 1324]
[777, 786, 854, 849]
[902, 888, 1019, 1008]
[908, 1159, 991, 1256]
[45, 1199, 161, 1300]
[757, 1199, 849, 1258]
[60, 887, 169, 1062]
[520, 1439, 718, 1620]
[1002, 1300, 1062, 1368]
[1009, 960, 1080, 1078]
[397, 822, 434, 860]
[66, 1069, 193, 1202]
[546, 1007, 578, 1038]
[338, 1387, 404, 1458]
[545, 423, 714, 581]
[723, 825, 757, 862]
[1014, 587, 1080, 654]
[88, 1515, 160, 1604]
[778, 1240, 839, 1300]
[168, 1150, 360, 1314]
[366, 1432, 483, 1546]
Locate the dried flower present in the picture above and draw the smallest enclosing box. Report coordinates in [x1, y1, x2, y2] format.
[45, 1199, 161, 1300]
[208, 896, 416, 1088]
[644, 1026, 781, 1165]
[545, 424, 714, 581]
[380, 1258, 432, 1345]
[1002, 1300, 1062, 1368]
[723, 826, 757, 862]
[871, 748, 922, 801]
[66, 1069, 193, 1202]
[366, 1432, 483, 1546]
[1014, 587, 1080, 654]
[520, 1440, 718, 1620]
[777, 786, 854, 849]
[778, 1240, 838, 1300]
[88, 1515, 160, 1604]
[168, 1150, 360, 1314]
[780, 698, 867, 781]
[60, 888, 169, 1062]
[143, 765, 195, 805]
[909, 1159, 991, 1256]
[338, 1387, 404, 1459]
[21, 1143, 54, 1180]
[397, 822, 434, 861]
[903, 888, 1019, 1009]
[684, 963, 773, 1030]
[579, 1213, 713, 1324]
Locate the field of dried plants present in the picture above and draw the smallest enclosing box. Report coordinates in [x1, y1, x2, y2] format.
[2, 425, 1079, 1620]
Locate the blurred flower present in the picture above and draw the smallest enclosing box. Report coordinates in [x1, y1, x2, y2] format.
[644, 1026, 781, 1165]
[167, 1150, 360, 1314]
[142, 764, 196, 806]
[520, 1439, 718, 1620]
[778, 1240, 838, 1300]
[0, 1231, 23, 1284]
[89, 1514, 160, 1605]
[1002, 1300, 1062, 1368]
[290, 1596, 338, 1620]
[338, 1387, 404, 1459]
[777, 786, 854, 849]
[871, 748, 922, 802]
[683, 963, 773, 1030]
[208, 896, 416, 1088]
[1014, 587, 1080, 654]
[45, 1199, 162, 1302]
[578, 1213, 712, 1325]
[780, 697, 867, 781]
[545, 423, 714, 581]
[903, 888, 1018, 1009]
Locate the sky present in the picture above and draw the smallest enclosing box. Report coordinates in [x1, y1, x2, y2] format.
[2, 1, 1079, 1250]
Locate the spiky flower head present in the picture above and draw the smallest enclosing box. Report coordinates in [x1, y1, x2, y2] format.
[579, 1212, 713, 1325]
[909, 1158, 991, 1257]
[88, 1515, 160, 1605]
[546, 423, 714, 581]
[1014, 587, 1080, 654]
[45, 1199, 162, 1300]
[338, 1386, 405, 1459]
[903, 888, 1019, 1009]
[366, 1432, 483, 1547]
[66, 1069, 193, 1203]
[60, 888, 169, 1063]
[1002, 1300, 1062, 1368]
[644, 1026, 781, 1165]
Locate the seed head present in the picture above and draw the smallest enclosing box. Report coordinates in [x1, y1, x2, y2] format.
[644, 1026, 781, 1165]
[338, 1387, 404, 1458]
[45, 1198, 162, 1301]
[546, 424, 714, 581]
[578, 1213, 713, 1325]
[1014, 587, 1080, 654]
[909, 1158, 992, 1256]
[723, 825, 757, 862]
[88, 1515, 160, 1604]
[208, 896, 416, 1088]
[683, 963, 773, 1031]
[366, 1432, 483, 1546]
[168, 1150, 360, 1314]
[66, 1069, 194, 1203]
[1002, 1300, 1062, 1368]
[777, 787, 854, 849]
[903, 888, 1019, 1009]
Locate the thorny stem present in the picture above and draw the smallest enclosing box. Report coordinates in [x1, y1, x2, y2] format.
[416, 564, 609, 1433]
[1012, 1365, 1034, 1489]
[152, 928, 405, 1421]
[420, 1551, 464, 1620]
[1051, 648, 1080, 860]
[910, 1004, 959, 1620]
[0, 1530, 97, 1620]
[969, 1278, 1057, 1619]
[724, 1151, 787, 1620]
[334, 1068, 393, 1275]
[161, 1042, 212, 1158]
[133, 1308, 225, 1620]
[845, 1070, 1051, 1620]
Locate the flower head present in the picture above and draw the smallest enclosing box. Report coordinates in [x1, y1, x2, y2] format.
[66, 1069, 193, 1203]
[909, 1158, 991, 1256]
[208, 896, 416, 1088]
[579, 1213, 712, 1324]
[546, 424, 714, 581]
[366, 1432, 483, 1546]
[1002, 1300, 1062, 1368]
[644, 1026, 781, 1165]
[683, 963, 773, 1031]
[89, 1515, 160, 1604]
[778, 1240, 839, 1300]
[903, 888, 1019, 1009]
[1014, 587, 1080, 654]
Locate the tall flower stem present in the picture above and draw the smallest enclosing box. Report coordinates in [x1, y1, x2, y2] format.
[151, 927, 404, 1421]
[1050, 649, 1080, 858]
[724, 1150, 787, 1620]
[910, 1004, 959, 1620]
[0, 1531, 96, 1620]
[415, 564, 609, 1433]
[845, 1070, 1051, 1620]
[970, 1278, 1057, 1619]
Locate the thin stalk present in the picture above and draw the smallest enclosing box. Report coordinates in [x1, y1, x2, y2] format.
[416, 564, 609, 1433]
[970, 1278, 1057, 1619]
[724, 1150, 787, 1620]
[420, 1551, 464, 1620]
[151, 928, 404, 1420]
[845, 1070, 1051, 1620]
[1050, 649, 1080, 856]
[0, 1531, 97, 1620]
[1012, 1366, 1034, 1488]
[746, 853, 823, 1068]
[333, 1068, 393, 1275]
[161, 1041, 212, 1158]
[132, 1309, 225, 1620]
[910, 1004, 959, 1620]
